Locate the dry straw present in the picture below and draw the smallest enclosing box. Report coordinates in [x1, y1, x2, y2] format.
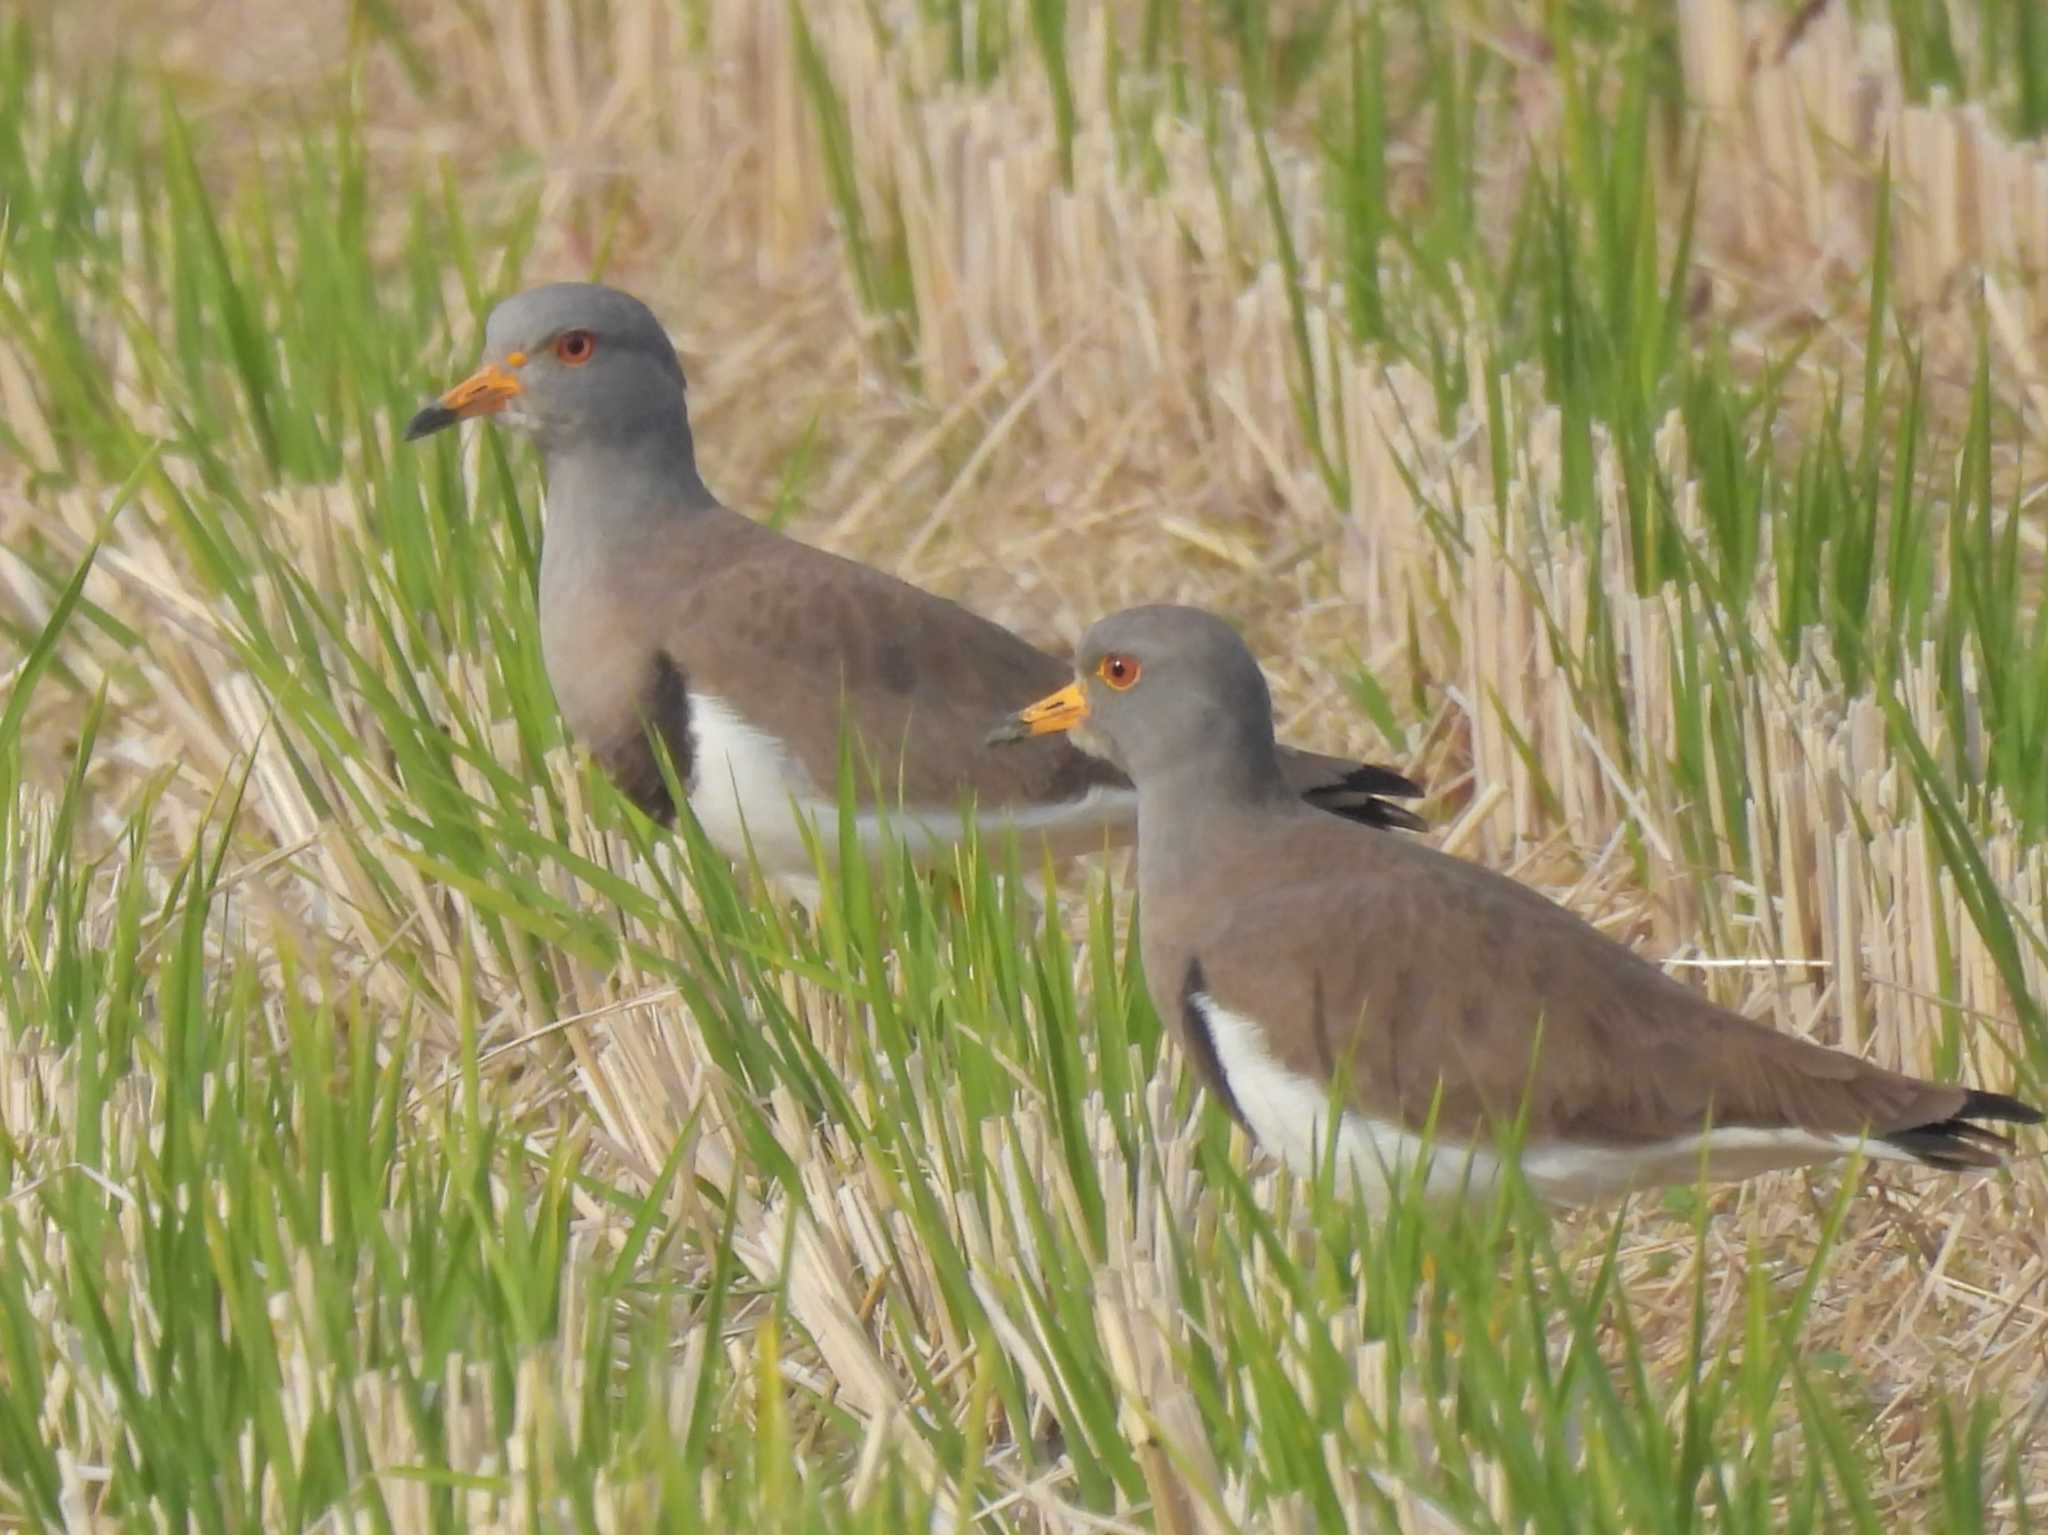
[5, 0, 2048, 1527]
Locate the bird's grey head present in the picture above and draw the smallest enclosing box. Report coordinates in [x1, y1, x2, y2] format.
[404, 282, 693, 461]
[993, 604, 1284, 794]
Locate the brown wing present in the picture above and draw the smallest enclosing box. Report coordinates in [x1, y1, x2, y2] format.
[661, 522, 1428, 827]
[1155, 815, 2009, 1151]
[665, 531, 1126, 812]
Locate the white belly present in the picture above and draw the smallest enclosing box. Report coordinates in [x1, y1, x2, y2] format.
[685, 693, 1135, 881]
[1186, 994, 1901, 1212]
[684, 693, 828, 877]
[1190, 992, 1503, 1211]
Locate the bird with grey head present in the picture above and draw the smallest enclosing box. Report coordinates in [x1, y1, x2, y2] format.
[989, 604, 1297, 810]
[991, 603, 2039, 1212]
[402, 285, 1425, 889]
[405, 282, 704, 483]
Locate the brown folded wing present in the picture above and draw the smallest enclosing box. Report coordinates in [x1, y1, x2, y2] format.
[1152, 814, 2000, 1153]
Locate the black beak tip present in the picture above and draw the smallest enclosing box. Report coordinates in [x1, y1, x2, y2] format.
[985, 716, 1028, 748]
[404, 404, 459, 442]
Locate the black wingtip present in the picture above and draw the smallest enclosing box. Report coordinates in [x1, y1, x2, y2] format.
[404, 403, 460, 442]
[1334, 762, 1426, 801]
[1303, 761, 1428, 833]
[1958, 1088, 2046, 1126]
[1881, 1088, 2041, 1170]
[1330, 799, 1430, 833]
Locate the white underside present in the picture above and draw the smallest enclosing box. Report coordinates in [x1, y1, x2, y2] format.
[1188, 994, 1922, 1213]
[685, 693, 1134, 882]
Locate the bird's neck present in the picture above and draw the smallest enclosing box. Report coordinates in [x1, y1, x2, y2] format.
[536, 433, 734, 632]
[543, 427, 717, 525]
[1133, 745, 1296, 891]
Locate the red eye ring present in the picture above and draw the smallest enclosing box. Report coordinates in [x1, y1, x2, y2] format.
[1096, 653, 1141, 690]
[554, 329, 596, 366]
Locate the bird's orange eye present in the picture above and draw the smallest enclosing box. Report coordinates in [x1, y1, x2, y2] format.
[554, 330, 596, 366]
[1096, 653, 1141, 690]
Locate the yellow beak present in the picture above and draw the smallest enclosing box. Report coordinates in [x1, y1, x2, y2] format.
[405, 358, 525, 440]
[987, 680, 1090, 744]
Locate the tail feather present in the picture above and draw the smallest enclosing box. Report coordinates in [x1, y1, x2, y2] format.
[1882, 1089, 2042, 1171]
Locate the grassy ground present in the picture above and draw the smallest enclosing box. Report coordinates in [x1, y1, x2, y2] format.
[6, 0, 2048, 1529]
